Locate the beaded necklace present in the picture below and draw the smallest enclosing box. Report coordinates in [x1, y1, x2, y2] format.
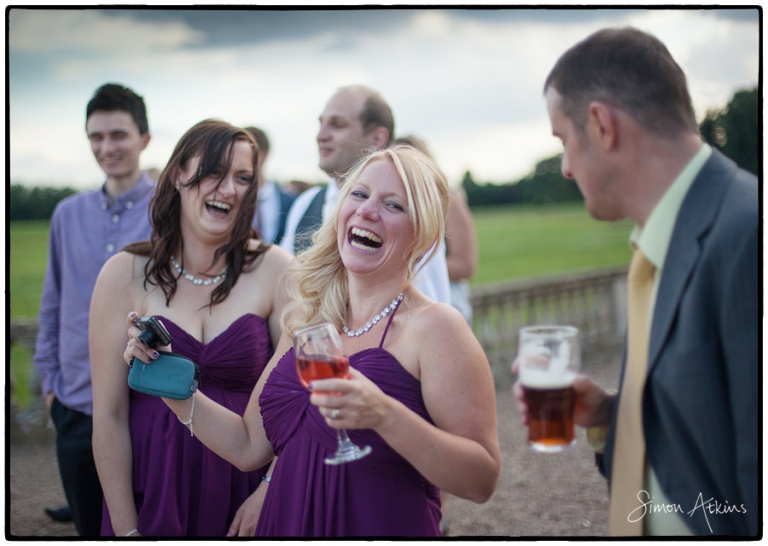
[171, 257, 227, 287]
[343, 292, 404, 337]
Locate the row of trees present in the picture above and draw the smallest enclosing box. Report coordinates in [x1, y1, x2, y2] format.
[9, 185, 78, 221]
[462, 155, 582, 207]
[699, 87, 758, 176]
[9, 88, 758, 220]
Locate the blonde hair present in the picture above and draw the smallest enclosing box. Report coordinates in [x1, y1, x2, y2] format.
[281, 146, 449, 337]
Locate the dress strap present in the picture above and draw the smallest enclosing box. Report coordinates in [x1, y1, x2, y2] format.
[378, 297, 403, 349]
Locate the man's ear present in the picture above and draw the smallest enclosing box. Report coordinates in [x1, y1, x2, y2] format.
[140, 132, 152, 152]
[587, 102, 617, 151]
[368, 127, 390, 151]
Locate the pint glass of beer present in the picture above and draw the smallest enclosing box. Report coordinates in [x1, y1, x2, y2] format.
[518, 326, 580, 453]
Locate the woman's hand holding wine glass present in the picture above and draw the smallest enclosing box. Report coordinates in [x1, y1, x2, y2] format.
[294, 323, 372, 465]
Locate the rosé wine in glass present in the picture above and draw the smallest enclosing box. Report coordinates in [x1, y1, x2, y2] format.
[293, 323, 372, 465]
[296, 354, 350, 387]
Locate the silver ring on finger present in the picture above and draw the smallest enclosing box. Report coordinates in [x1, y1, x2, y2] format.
[331, 409, 340, 420]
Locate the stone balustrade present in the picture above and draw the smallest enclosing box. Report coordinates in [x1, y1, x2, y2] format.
[470, 266, 628, 388]
[10, 266, 629, 395]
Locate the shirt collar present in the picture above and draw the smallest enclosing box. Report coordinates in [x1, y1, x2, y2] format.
[100, 172, 155, 210]
[631, 143, 712, 271]
[258, 179, 276, 201]
[326, 178, 340, 202]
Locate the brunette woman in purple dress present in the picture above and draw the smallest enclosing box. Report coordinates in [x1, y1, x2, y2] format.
[126, 145, 500, 536]
[90, 120, 292, 537]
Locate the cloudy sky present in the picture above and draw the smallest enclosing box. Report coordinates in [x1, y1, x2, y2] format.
[8, 6, 761, 190]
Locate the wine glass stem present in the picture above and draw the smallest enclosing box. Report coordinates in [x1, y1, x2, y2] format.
[336, 428, 353, 448]
[326, 427, 371, 464]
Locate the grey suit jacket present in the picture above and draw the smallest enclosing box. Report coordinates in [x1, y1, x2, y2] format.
[601, 149, 759, 536]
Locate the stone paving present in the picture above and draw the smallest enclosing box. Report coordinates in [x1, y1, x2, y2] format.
[8, 346, 622, 538]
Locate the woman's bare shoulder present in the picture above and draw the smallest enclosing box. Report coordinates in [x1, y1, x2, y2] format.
[248, 239, 293, 268]
[92, 252, 152, 318]
[394, 296, 470, 356]
[240, 242, 293, 303]
[407, 298, 467, 334]
[266, 242, 294, 267]
[99, 251, 149, 283]
[406, 297, 483, 362]
[258, 244, 294, 282]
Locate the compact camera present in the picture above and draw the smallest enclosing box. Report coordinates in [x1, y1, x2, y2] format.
[133, 316, 173, 348]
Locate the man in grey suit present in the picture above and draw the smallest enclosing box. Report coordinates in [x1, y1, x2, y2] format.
[514, 27, 758, 536]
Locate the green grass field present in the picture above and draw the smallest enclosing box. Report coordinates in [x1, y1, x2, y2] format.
[10, 220, 50, 319]
[471, 203, 633, 285]
[9, 203, 633, 406]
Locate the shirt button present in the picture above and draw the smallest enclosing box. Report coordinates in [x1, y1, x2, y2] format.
[126, 201, 133, 209]
[106, 243, 115, 253]
[101, 202, 108, 210]
[112, 214, 120, 223]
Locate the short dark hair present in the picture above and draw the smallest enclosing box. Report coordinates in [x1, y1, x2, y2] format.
[244, 126, 270, 157]
[86, 83, 149, 135]
[355, 87, 395, 146]
[544, 27, 697, 137]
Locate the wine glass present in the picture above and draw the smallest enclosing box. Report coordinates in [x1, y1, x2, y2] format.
[294, 322, 372, 465]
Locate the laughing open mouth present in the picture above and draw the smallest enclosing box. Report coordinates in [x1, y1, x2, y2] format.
[206, 200, 232, 214]
[349, 227, 383, 251]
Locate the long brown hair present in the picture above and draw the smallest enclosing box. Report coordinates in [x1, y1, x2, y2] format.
[124, 119, 267, 308]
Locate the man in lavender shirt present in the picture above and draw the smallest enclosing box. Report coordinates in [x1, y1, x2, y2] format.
[33, 83, 154, 536]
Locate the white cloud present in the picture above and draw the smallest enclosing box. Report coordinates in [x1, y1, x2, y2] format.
[8, 8, 760, 189]
[9, 9, 204, 55]
[432, 117, 561, 185]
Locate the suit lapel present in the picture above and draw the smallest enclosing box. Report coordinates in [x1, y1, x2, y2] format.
[646, 150, 735, 372]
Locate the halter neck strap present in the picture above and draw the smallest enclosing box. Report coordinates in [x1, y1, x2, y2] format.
[378, 296, 403, 349]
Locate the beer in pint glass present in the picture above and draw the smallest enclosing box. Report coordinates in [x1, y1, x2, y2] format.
[518, 326, 580, 453]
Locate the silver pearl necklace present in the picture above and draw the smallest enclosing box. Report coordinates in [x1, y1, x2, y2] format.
[343, 292, 404, 337]
[171, 257, 227, 287]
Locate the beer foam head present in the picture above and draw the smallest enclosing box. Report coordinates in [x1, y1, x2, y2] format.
[518, 326, 580, 386]
[520, 367, 576, 388]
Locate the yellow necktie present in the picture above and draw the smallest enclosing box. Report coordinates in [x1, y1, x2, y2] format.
[609, 247, 655, 536]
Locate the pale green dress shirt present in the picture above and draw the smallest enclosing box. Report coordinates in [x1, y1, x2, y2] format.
[629, 143, 711, 535]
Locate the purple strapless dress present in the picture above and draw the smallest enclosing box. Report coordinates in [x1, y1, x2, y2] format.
[101, 314, 273, 537]
[255, 308, 442, 537]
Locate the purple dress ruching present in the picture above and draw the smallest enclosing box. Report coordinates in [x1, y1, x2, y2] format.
[256, 306, 442, 537]
[101, 314, 273, 537]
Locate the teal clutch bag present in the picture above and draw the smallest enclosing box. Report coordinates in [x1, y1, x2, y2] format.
[128, 351, 200, 400]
